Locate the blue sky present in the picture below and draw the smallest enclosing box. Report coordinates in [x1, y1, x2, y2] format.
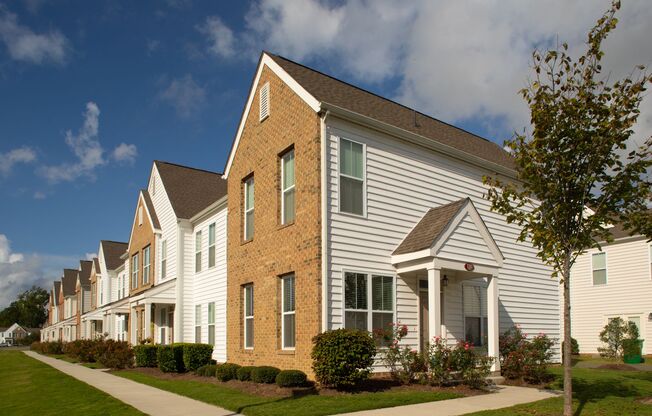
[0, 0, 650, 307]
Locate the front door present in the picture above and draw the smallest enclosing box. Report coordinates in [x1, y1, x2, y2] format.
[419, 291, 429, 351]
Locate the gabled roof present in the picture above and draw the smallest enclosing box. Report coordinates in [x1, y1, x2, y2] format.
[53, 281, 61, 301]
[61, 269, 78, 296]
[78, 260, 92, 287]
[394, 199, 469, 255]
[101, 240, 128, 271]
[93, 257, 100, 273]
[154, 161, 227, 219]
[141, 189, 161, 230]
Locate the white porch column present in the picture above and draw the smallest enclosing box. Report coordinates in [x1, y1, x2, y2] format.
[144, 302, 152, 340]
[427, 265, 442, 340]
[130, 307, 137, 344]
[488, 274, 500, 372]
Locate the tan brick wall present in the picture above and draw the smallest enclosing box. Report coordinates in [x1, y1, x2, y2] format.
[227, 66, 322, 376]
[129, 197, 156, 296]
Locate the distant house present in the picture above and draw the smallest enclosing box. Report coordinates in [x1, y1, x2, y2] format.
[570, 218, 652, 355]
[0, 323, 39, 346]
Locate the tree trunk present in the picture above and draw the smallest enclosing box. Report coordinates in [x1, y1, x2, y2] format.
[562, 256, 573, 416]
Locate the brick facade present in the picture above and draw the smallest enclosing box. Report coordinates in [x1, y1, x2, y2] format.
[226, 66, 322, 375]
[128, 196, 156, 297]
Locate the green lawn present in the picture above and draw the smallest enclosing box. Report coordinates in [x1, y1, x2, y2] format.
[0, 351, 143, 416]
[47, 353, 107, 369]
[468, 366, 652, 415]
[114, 370, 461, 416]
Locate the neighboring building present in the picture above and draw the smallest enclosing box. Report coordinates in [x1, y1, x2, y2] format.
[97, 240, 129, 341]
[75, 260, 93, 339]
[569, 220, 652, 355]
[81, 257, 104, 339]
[222, 52, 560, 375]
[60, 268, 79, 342]
[0, 323, 37, 346]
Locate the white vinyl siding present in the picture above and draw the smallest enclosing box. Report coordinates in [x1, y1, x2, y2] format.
[208, 223, 216, 268]
[143, 246, 151, 285]
[195, 231, 202, 273]
[592, 252, 607, 286]
[281, 150, 295, 224]
[338, 138, 365, 216]
[244, 177, 254, 241]
[281, 275, 295, 350]
[195, 304, 201, 343]
[244, 285, 254, 349]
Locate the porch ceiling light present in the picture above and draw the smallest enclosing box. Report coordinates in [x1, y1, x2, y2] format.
[442, 275, 449, 287]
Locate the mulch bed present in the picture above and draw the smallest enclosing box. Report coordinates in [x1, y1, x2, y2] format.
[636, 397, 652, 405]
[119, 367, 488, 398]
[596, 363, 639, 371]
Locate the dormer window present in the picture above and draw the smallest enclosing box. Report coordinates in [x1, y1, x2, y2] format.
[259, 82, 270, 121]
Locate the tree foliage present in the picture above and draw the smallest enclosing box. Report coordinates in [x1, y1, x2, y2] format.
[0, 286, 49, 328]
[483, 2, 651, 415]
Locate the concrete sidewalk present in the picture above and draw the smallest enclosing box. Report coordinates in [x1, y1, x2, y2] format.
[24, 351, 237, 416]
[338, 385, 559, 416]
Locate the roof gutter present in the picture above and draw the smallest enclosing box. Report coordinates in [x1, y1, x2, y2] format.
[319, 102, 518, 180]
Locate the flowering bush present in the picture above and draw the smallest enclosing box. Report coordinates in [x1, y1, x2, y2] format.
[374, 323, 426, 384]
[428, 336, 454, 386]
[427, 337, 493, 388]
[500, 326, 554, 383]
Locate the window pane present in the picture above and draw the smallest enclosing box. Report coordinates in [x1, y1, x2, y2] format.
[209, 224, 215, 245]
[283, 314, 295, 348]
[195, 252, 201, 273]
[245, 318, 254, 348]
[208, 302, 215, 324]
[195, 305, 201, 325]
[340, 176, 363, 215]
[245, 286, 253, 316]
[209, 246, 215, 268]
[245, 211, 254, 240]
[351, 141, 363, 178]
[245, 179, 254, 210]
[372, 312, 393, 334]
[340, 139, 352, 176]
[208, 325, 215, 346]
[195, 326, 201, 343]
[465, 316, 481, 347]
[196, 231, 202, 248]
[283, 151, 295, 188]
[592, 252, 606, 270]
[345, 272, 367, 309]
[372, 275, 393, 311]
[345, 311, 368, 331]
[283, 188, 295, 224]
[593, 269, 607, 285]
[283, 276, 295, 312]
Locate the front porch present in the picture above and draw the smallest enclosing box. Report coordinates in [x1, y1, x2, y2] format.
[129, 280, 175, 345]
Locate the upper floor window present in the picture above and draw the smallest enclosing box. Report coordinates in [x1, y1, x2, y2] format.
[195, 231, 202, 273]
[131, 253, 139, 289]
[281, 149, 295, 225]
[592, 252, 607, 285]
[339, 138, 365, 216]
[208, 223, 216, 268]
[160, 240, 167, 279]
[143, 246, 151, 285]
[244, 284, 254, 349]
[259, 82, 270, 121]
[344, 272, 393, 334]
[244, 177, 254, 241]
[281, 274, 295, 350]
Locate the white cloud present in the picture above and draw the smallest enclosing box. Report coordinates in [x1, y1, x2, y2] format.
[0, 5, 70, 65]
[0, 146, 36, 176]
[112, 143, 138, 165]
[239, 0, 652, 142]
[197, 16, 235, 58]
[158, 74, 206, 119]
[146, 39, 160, 55]
[39, 102, 138, 183]
[84, 252, 97, 261]
[32, 191, 46, 199]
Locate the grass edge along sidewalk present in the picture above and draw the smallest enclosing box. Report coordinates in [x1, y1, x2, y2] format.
[0, 350, 143, 416]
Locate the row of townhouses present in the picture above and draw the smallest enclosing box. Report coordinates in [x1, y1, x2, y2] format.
[41, 51, 648, 374]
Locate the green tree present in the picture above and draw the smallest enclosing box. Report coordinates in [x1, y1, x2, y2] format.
[0, 286, 49, 328]
[483, 2, 651, 415]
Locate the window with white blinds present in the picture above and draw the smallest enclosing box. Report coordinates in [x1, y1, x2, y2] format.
[344, 272, 394, 334]
[281, 275, 295, 349]
[463, 284, 488, 347]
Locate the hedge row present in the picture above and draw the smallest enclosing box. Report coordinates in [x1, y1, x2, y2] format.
[31, 339, 133, 369]
[194, 362, 307, 387]
[134, 343, 214, 373]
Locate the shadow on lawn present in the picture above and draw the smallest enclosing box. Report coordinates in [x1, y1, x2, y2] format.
[572, 377, 643, 416]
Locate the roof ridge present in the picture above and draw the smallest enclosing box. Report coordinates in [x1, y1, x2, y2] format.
[154, 160, 223, 176]
[267, 52, 502, 149]
[101, 239, 128, 244]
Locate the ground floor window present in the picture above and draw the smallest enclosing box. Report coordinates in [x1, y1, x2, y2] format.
[208, 302, 215, 346]
[344, 272, 394, 336]
[281, 274, 295, 349]
[244, 284, 254, 349]
[195, 304, 201, 343]
[463, 284, 488, 347]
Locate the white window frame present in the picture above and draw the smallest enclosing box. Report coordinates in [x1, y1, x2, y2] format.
[648, 244, 652, 280]
[195, 304, 201, 343]
[208, 223, 216, 268]
[143, 245, 151, 285]
[208, 302, 215, 346]
[244, 284, 254, 349]
[462, 281, 488, 348]
[281, 274, 296, 350]
[131, 253, 139, 289]
[244, 177, 254, 241]
[337, 137, 366, 217]
[259, 82, 270, 121]
[342, 269, 395, 333]
[195, 231, 202, 273]
[592, 251, 608, 286]
[160, 240, 167, 280]
[281, 149, 295, 225]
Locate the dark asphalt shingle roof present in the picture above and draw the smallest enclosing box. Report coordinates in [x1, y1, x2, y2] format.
[101, 240, 128, 271]
[78, 260, 92, 287]
[267, 53, 515, 171]
[393, 198, 469, 255]
[155, 161, 227, 219]
[141, 189, 161, 229]
[61, 269, 78, 296]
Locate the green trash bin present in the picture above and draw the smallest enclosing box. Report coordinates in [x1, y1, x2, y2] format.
[623, 339, 644, 364]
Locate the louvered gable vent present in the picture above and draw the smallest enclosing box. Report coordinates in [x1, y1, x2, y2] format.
[259, 82, 270, 121]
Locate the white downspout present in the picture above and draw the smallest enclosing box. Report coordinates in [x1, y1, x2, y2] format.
[320, 110, 330, 332]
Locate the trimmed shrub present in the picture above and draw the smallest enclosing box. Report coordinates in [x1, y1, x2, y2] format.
[41, 341, 64, 355]
[236, 366, 256, 381]
[157, 344, 185, 373]
[251, 366, 281, 384]
[77, 340, 98, 362]
[195, 364, 217, 377]
[215, 363, 241, 381]
[30, 341, 42, 352]
[95, 340, 133, 369]
[276, 370, 307, 387]
[134, 345, 159, 367]
[500, 326, 554, 383]
[311, 329, 376, 389]
[182, 343, 214, 372]
[63, 340, 83, 358]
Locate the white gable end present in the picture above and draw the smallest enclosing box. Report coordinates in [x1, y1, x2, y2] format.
[435, 213, 499, 268]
